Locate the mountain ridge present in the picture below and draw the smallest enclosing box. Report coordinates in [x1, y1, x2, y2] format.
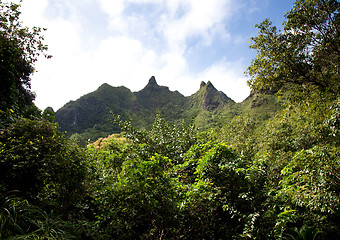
[55, 76, 282, 142]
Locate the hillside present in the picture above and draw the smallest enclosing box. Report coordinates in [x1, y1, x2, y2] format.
[55, 76, 282, 142]
[3, 1, 339, 238]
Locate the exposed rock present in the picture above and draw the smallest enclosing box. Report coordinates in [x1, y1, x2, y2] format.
[148, 76, 157, 85]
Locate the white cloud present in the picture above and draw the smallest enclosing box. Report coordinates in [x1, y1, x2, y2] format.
[18, 0, 48, 25]
[99, 0, 125, 18]
[92, 36, 159, 89]
[128, 0, 163, 4]
[15, 0, 252, 110]
[160, 0, 234, 52]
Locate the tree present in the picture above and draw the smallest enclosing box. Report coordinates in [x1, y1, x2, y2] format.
[93, 154, 178, 239]
[89, 114, 266, 239]
[0, 1, 50, 117]
[174, 142, 253, 239]
[277, 145, 340, 239]
[246, 0, 339, 98]
[0, 118, 86, 217]
[111, 110, 197, 164]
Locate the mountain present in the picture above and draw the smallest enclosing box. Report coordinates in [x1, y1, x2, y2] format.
[132, 76, 188, 127]
[190, 81, 234, 111]
[56, 84, 136, 135]
[55, 76, 282, 142]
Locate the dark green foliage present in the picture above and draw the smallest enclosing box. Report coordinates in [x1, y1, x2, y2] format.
[56, 84, 136, 137]
[0, 1, 50, 118]
[0, 118, 86, 217]
[0, 33, 34, 114]
[285, 225, 321, 240]
[0, 3, 87, 238]
[84, 120, 182, 239]
[219, 96, 340, 238]
[111, 110, 198, 164]
[94, 154, 178, 239]
[0, 196, 80, 239]
[278, 146, 340, 236]
[246, 0, 339, 97]
[173, 143, 254, 239]
[87, 113, 268, 239]
[2, 0, 340, 239]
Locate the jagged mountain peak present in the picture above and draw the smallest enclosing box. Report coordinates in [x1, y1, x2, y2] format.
[148, 76, 157, 85]
[205, 81, 220, 93]
[190, 79, 234, 111]
[199, 80, 218, 92]
[138, 76, 165, 92]
[135, 76, 185, 113]
[57, 76, 274, 140]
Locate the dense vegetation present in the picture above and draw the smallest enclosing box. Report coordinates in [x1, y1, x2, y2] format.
[55, 78, 221, 142]
[55, 77, 282, 144]
[0, 0, 339, 239]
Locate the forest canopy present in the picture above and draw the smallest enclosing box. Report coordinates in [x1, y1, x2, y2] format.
[0, 0, 339, 239]
[246, 0, 339, 98]
[0, 1, 51, 120]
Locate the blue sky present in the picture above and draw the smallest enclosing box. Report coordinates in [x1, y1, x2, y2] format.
[17, 0, 295, 110]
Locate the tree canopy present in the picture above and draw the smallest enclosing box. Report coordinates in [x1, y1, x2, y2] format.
[246, 0, 339, 98]
[1, 0, 340, 239]
[0, 1, 50, 118]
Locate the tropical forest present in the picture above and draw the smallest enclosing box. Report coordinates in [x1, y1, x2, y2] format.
[0, 0, 339, 239]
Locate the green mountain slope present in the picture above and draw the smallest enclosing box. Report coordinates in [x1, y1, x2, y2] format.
[55, 76, 282, 142]
[185, 81, 236, 129]
[189, 81, 234, 111]
[238, 90, 285, 120]
[132, 76, 188, 127]
[55, 84, 136, 138]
